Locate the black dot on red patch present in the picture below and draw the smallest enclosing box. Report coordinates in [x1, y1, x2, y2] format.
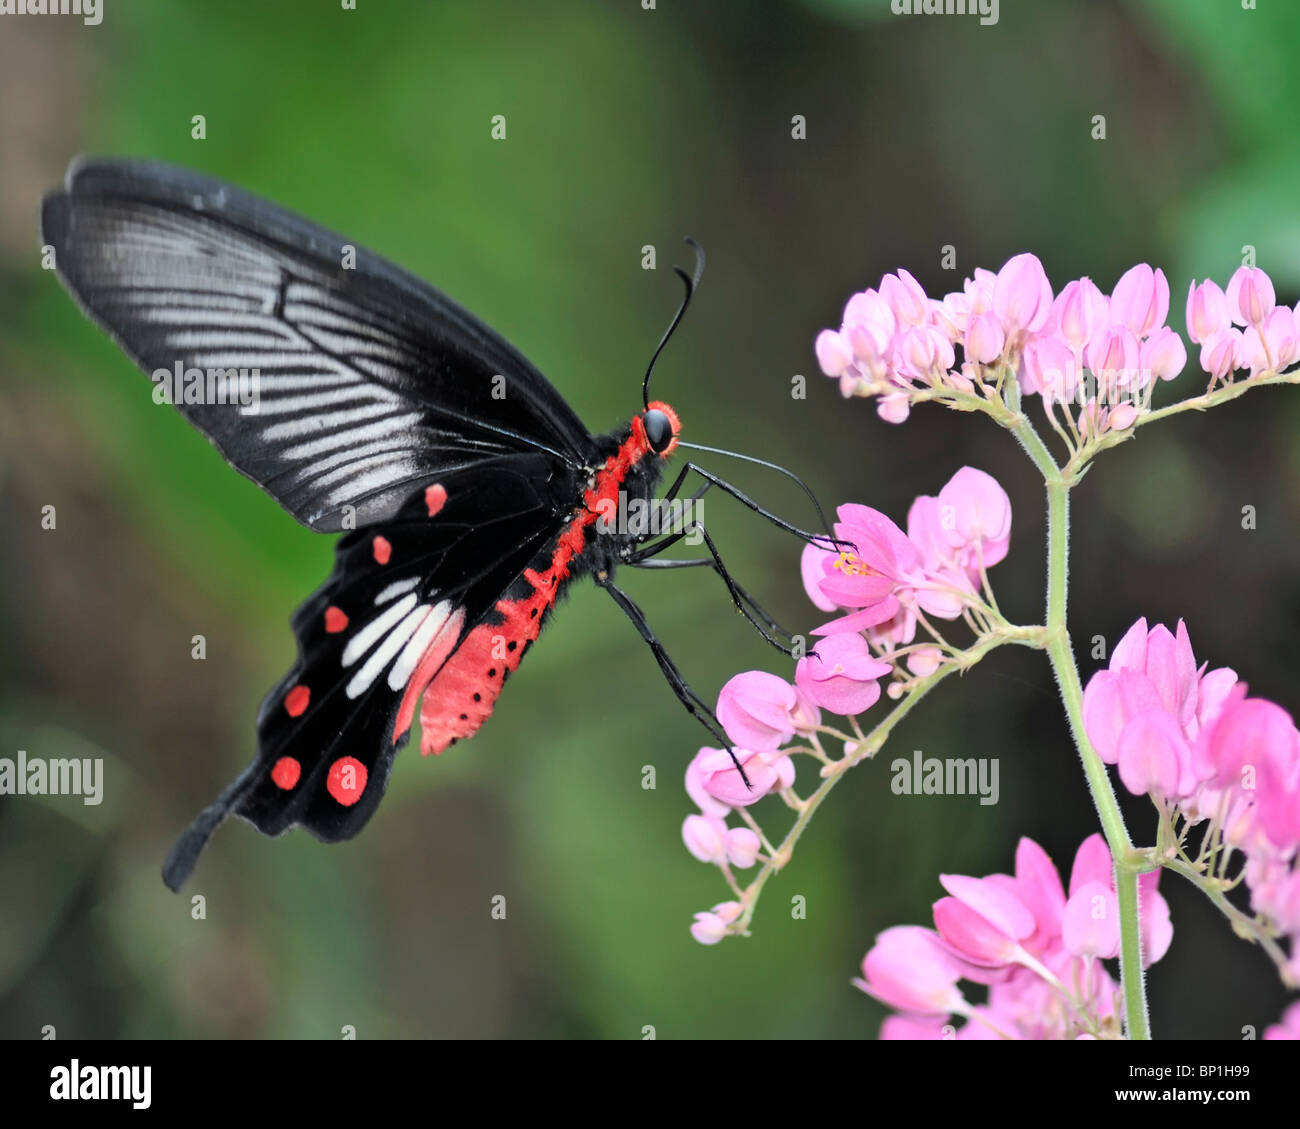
[507, 641, 517, 652]
[284, 684, 310, 717]
[270, 756, 301, 790]
[473, 692, 481, 702]
[424, 483, 448, 518]
[324, 606, 349, 633]
[488, 668, 496, 678]
[372, 535, 392, 565]
[326, 756, 367, 806]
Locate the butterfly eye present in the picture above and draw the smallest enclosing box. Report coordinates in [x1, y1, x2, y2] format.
[643, 408, 674, 453]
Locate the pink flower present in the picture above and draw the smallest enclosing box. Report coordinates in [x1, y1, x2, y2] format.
[933, 874, 1037, 967]
[682, 813, 727, 864]
[1114, 710, 1190, 798]
[880, 269, 930, 328]
[993, 253, 1054, 342]
[1139, 326, 1186, 383]
[854, 926, 966, 1015]
[965, 312, 1005, 364]
[1085, 324, 1140, 393]
[1053, 277, 1108, 352]
[1013, 837, 1067, 954]
[1139, 870, 1173, 966]
[858, 835, 1173, 1038]
[906, 648, 943, 677]
[685, 747, 733, 818]
[1198, 696, 1298, 792]
[1186, 279, 1230, 344]
[843, 289, 898, 353]
[1109, 263, 1169, 337]
[816, 505, 918, 607]
[937, 466, 1011, 567]
[1021, 334, 1080, 402]
[683, 816, 763, 869]
[814, 329, 852, 378]
[810, 504, 923, 633]
[694, 746, 795, 808]
[1238, 305, 1299, 375]
[790, 687, 823, 737]
[1081, 618, 1217, 800]
[1199, 328, 1241, 381]
[716, 671, 797, 753]
[690, 900, 743, 945]
[879, 1015, 952, 1040]
[1062, 880, 1120, 959]
[800, 541, 840, 613]
[1225, 265, 1276, 327]
[795, 633, 892, 715]
[723, 827, 762, 868]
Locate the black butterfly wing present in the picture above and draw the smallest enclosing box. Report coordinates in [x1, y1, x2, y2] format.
[163, 453, 575, 891]
[38, 158, 603, 888]
[40, 157, 593, 530]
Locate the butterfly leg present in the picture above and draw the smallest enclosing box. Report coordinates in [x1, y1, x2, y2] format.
[596, 573, 753, 788]
[658, 463, 852, 552]
[625, 526, 799, 657]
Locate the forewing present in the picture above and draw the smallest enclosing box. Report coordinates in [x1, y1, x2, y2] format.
[41, 157, 592, 531]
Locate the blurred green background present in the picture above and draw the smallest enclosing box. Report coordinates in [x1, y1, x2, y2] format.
[2, 0, 1298, 1039]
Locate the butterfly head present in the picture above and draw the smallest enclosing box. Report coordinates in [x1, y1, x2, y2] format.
[639, 401, 680, 459]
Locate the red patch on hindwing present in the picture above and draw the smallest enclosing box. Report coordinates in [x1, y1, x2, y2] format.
[419, 552, 581, 755]
[372, 536, 392, 565]
[324, 606, 349, 633]
[391, 605, 467, 744]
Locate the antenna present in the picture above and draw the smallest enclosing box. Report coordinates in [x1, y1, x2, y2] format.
[643, 237, 705, 408]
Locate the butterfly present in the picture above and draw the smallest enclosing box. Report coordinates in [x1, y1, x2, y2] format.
[41, 158, 835, 891]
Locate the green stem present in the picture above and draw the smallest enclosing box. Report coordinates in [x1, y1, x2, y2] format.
[1007, 401, 1151, 1040]
[1162, 856, 1297, 986]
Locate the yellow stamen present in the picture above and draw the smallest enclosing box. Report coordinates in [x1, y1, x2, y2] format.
[832, 551, 877, 577]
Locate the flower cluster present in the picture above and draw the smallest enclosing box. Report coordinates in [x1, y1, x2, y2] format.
[681, 468, 1016, 943]
[682, 251, 1300, 1038]
[815, 255, 1300, 448]
[1083, 618, 1300, 983]
[855, 836, 1172, 1039]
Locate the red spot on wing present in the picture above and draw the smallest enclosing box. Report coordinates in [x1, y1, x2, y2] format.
[324, 606, 349, 633]
[425, 483, 448, 518]
[271, 756, 301, 790]
[373, 536, 392, 565]
[284, 684, 310, 717]
[326, 756, 367, 806]
[391, 605, 467, 744]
